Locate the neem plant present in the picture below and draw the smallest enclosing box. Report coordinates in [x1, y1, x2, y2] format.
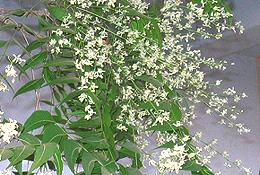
[0, 0, 251, 174]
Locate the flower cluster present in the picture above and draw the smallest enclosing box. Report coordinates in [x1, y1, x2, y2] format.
[0, 111, 19, 144]
[158, 145, 188, 174]
[1, 54, 25, 84]
[0, 118, 19, 144]
[46, 0, 251, 174]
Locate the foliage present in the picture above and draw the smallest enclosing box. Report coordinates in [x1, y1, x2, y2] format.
[0, 0, 251, 175]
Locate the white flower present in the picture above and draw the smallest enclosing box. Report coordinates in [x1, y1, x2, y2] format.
[0, 118, 19, 143]
[0, 82, 8, 92]
[12, 54, 25, 64]
[0, 170, 12, 175]
[5, 64, 17, 83]
[215, 80, 222, 86]
[117, 124, 128, 131]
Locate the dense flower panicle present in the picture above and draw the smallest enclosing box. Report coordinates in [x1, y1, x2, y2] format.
[46, 0, 251, 174]
[0, 118, 19, 143]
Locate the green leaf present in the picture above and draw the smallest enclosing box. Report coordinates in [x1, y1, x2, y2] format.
[69, 117, 101, 128]
[121, 142, 141, 155]
[183, 160, 203, 172]
[14, 78, 45, 98]
[10, 145, 35, 166]
[22, 52, 48, 71]
[12, 9, 26, 16]
[64, 139, 81, 173]
[48, 7, 68, 21]
[53, 150, 63, 175]
[170, 103, 182, 122]
[0, 148, 13, 161]
[26, 38, 49, 52]
[103, 104, 111, 127]
[101, 166, 112, 175]
[23, 110, 54, 132]
[59, 90, 86, 106]
[158, 141, 177, 148]
[127, 168, 142, 175]
[82, 152, 97, 175]
[42, 124, 67, 143]
[135, 75, 162, 87]
[29, 143, 58, 172]
[19, 133, 41, 145]
[0, 40, 7, 48]
[146, 123, 176, 132]
[38, 16, 53, 30]
[0, 24, 17, 31]
[49, 77, 80, 85]
[44, 59, 74, 67]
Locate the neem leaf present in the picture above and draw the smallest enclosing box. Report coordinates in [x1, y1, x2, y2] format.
[14, 78, 45, 98]
[182, 160, 203, 172]
[146, 123, 176, 132]
[29, 143, 58, 172]
[82, 151, 97, 175]
[103, 104, 111, 127]
[42, 124, 67, 143]
[48, 77, 80, 85]
[0, 148, 13, 161]
[44, 59, 74, 67]
[10, 145, 35, 166]
[19, 133, 41, 145]
[48, 7, 68, 21]
[64, 139, 81, 173]
[170, 103, 182, 122]
[23, 110, 54, 132]
[26, 38, 49, 52]
[0, 40, 7, 48]
[12, 9, 26, 16]
[101, 166, 112, 175]
[53, 150, 63, 175]
[135, 75, 163, 87]
[22, 52, 48, 71]
[59, 90, 86, 106]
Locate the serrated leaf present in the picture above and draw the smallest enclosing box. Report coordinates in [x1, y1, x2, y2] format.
[19, 133, 41, 145]
[12, 9, 26, 16]
[103, 104, 111, 127]
[82, 152, 97, 175]
[42, 124, 66, 143]
[69, 117, 101, 129]
[14, 78, 45, 98]
[0, 148, 13, 161]
[59, 90, 86, 106]
[48, 7, 68, 21]
[26, 38, 49, 52]
[146, 123, 176, 132]
[0, 24, 17, 31]
[38, 16, 53, 31]
[29, 143, 58, 172]
[183, 160, 203, 172]
[135, 75, 162, 87]
[171, 103, 182, 122]
[23, 110, 54, 132]
[49, 77, 80, 85]
[64, 139, 81, 173]
[10, 145, 35, 166]
[53, 150, 63, 175]
[22, 52, 48, 71]
[158, 141, 177, 149]
[44, 59, 74, 67]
